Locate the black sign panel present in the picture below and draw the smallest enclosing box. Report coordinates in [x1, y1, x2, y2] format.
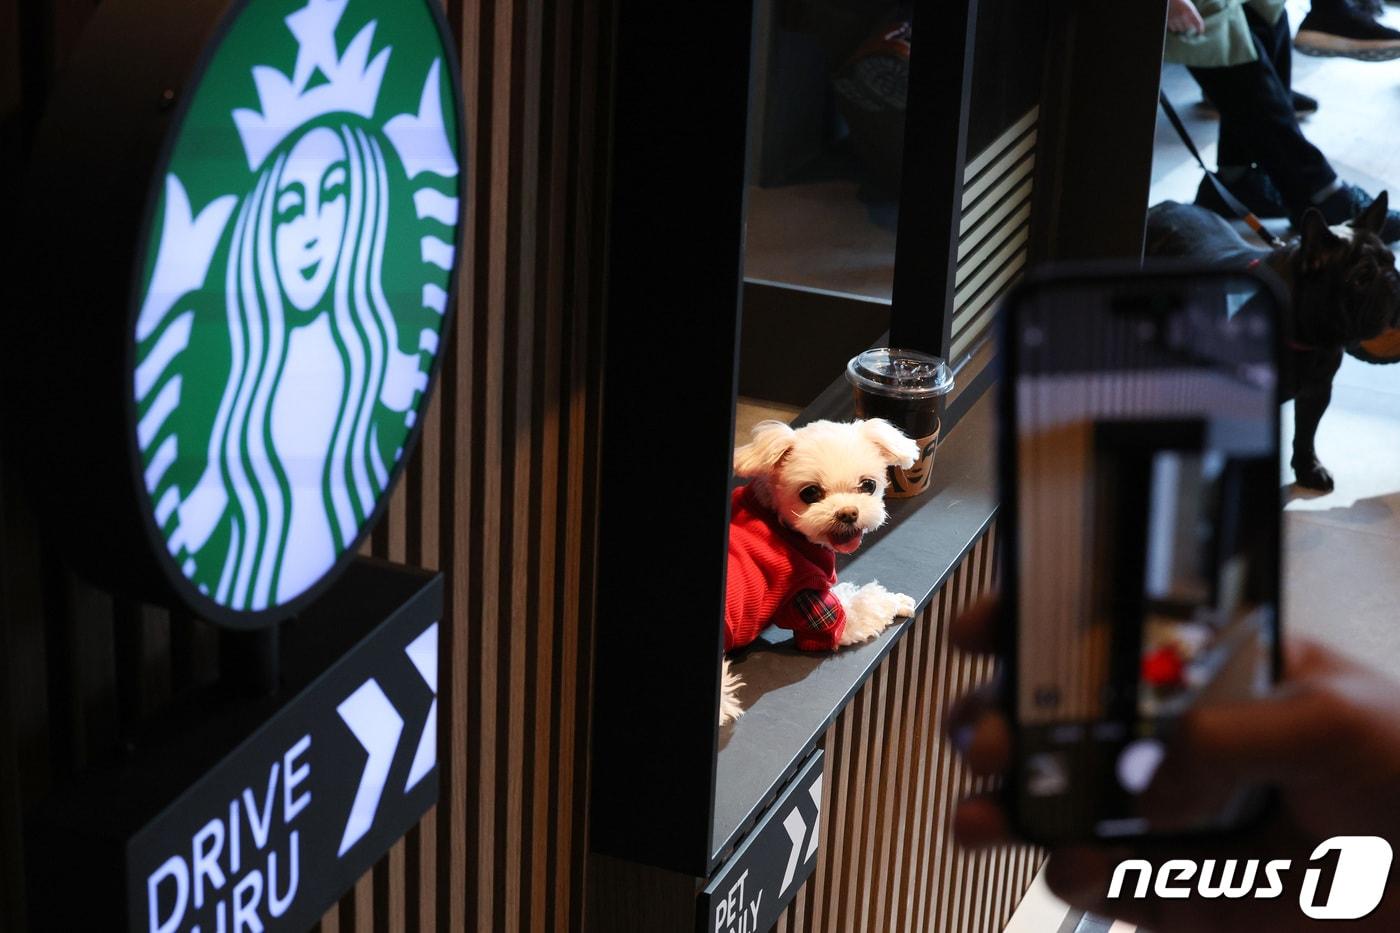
[700, 751, 824, 933]
[26, 560, 440, 932]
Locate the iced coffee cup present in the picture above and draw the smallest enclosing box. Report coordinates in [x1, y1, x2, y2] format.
[845, 348, 954, 498]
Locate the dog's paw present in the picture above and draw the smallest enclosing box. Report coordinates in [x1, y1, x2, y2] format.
[893, 592, 916, 617]
[1293, 459, 1335, 492]
[837, 580, 902, 646]
[830, 580, 860, 603]
[719, 657, 745, 726]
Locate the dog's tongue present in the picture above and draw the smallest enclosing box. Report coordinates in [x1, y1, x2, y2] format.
[831, 530, 864, 554]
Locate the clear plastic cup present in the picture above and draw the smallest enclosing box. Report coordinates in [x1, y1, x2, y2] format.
[845, 347, 954, 498]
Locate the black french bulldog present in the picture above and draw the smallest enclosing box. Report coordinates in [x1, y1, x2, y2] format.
[1146, 194, 1400, 491]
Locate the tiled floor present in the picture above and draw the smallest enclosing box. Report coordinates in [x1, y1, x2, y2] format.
[1282, 355, 1400, 676]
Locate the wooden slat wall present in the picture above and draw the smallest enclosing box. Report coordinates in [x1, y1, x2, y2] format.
[773, 527, 1045, 933]
[0, 1, 612, 931]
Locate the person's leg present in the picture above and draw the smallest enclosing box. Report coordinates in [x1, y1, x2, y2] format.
[1188, 24, 1336, 211]
[1258, 6, 1292, 92]
[1208, 7, 1295, 177]
[1264, 12, 1320, 120]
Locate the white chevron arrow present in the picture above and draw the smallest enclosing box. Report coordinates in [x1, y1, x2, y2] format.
[403, 623, 439, 791]
[780, 807, 807, 896]
[336, 678, 404, 856]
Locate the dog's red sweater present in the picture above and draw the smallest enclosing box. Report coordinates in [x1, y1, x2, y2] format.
[725, 484, 846, 652]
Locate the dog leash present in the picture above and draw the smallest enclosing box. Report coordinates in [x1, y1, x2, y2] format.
[1160, 95, 1326, 350]
[1159, 92, 1286, 249]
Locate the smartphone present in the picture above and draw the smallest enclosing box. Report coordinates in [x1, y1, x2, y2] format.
[999, 264, 1283, 844]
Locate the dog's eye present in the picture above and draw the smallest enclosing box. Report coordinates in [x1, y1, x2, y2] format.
[799, 485, 824, 504]
[859, 478, 877, 495]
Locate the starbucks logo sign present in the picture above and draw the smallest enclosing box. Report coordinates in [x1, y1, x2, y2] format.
[129, 0, 461, 616]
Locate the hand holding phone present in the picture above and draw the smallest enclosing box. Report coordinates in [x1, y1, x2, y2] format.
[999, 265, 1283, 843]
[949, 599, 1400, 931]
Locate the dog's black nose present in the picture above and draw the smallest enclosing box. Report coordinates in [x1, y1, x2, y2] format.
[836, 507, 858, 525]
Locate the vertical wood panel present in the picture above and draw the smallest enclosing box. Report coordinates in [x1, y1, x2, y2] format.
[773, 528, 1045, 933]
[1, 0, 612, 931]
[349, 0, 613, 930]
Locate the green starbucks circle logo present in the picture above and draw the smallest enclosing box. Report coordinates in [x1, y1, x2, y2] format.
[132, 0, 461, 614]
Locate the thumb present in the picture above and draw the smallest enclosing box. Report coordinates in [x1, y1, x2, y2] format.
[1176, 684, 1341, 784]
[1139, 681, 1344, 828]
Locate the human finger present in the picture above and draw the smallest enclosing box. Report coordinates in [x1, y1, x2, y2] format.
[1284, 636, 1359, 680]
[945, 682, 1012, 776]
[945, 682, 998, 739]
[949, 596, 1001, 655]
[1169, 686, 1346, 785]
[952, 794, 1011, 849]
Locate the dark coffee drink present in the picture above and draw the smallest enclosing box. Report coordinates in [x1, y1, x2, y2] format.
[845, 348, 954, 498]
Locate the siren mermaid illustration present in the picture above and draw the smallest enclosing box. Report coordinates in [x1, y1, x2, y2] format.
[132, 0, 460, 612]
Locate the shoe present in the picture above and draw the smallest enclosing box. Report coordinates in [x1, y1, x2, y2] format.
[1195, 169, 1288, 219]
[1311, 183, 1400, 242]
[1198, 91, 1318, 117]
[1296, 5, 1400, 61]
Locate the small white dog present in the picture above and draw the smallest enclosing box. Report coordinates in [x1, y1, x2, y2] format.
[721, 418, 921, 724]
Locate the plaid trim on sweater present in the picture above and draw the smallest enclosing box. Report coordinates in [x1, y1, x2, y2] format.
[725, 485, 847, 652]
[782, 588, 845, 645]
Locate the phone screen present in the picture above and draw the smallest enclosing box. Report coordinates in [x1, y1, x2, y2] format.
[1005, 269, 1281, 841]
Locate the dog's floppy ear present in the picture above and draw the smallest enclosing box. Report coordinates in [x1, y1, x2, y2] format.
[733, 420, 796, 477]
[1352, 191, 1389, 236]
[1300, 208, 1340, 271]
[858, 418, 918, 469]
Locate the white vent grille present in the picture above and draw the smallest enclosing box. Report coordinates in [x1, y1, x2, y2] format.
[950, 106, 1038, 361]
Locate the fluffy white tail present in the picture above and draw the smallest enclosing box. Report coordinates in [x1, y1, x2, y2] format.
[719, 657, 745, 725]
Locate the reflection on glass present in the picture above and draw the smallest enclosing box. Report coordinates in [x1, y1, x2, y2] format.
[745, 3, 911, 300]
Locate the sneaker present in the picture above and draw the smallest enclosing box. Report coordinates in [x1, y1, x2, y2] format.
[1296, 5, 1400, 61]
[1195, 169, 1288, 219]
[1311, 183, 1400, 242]
[1198, 91, 1318, 117]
